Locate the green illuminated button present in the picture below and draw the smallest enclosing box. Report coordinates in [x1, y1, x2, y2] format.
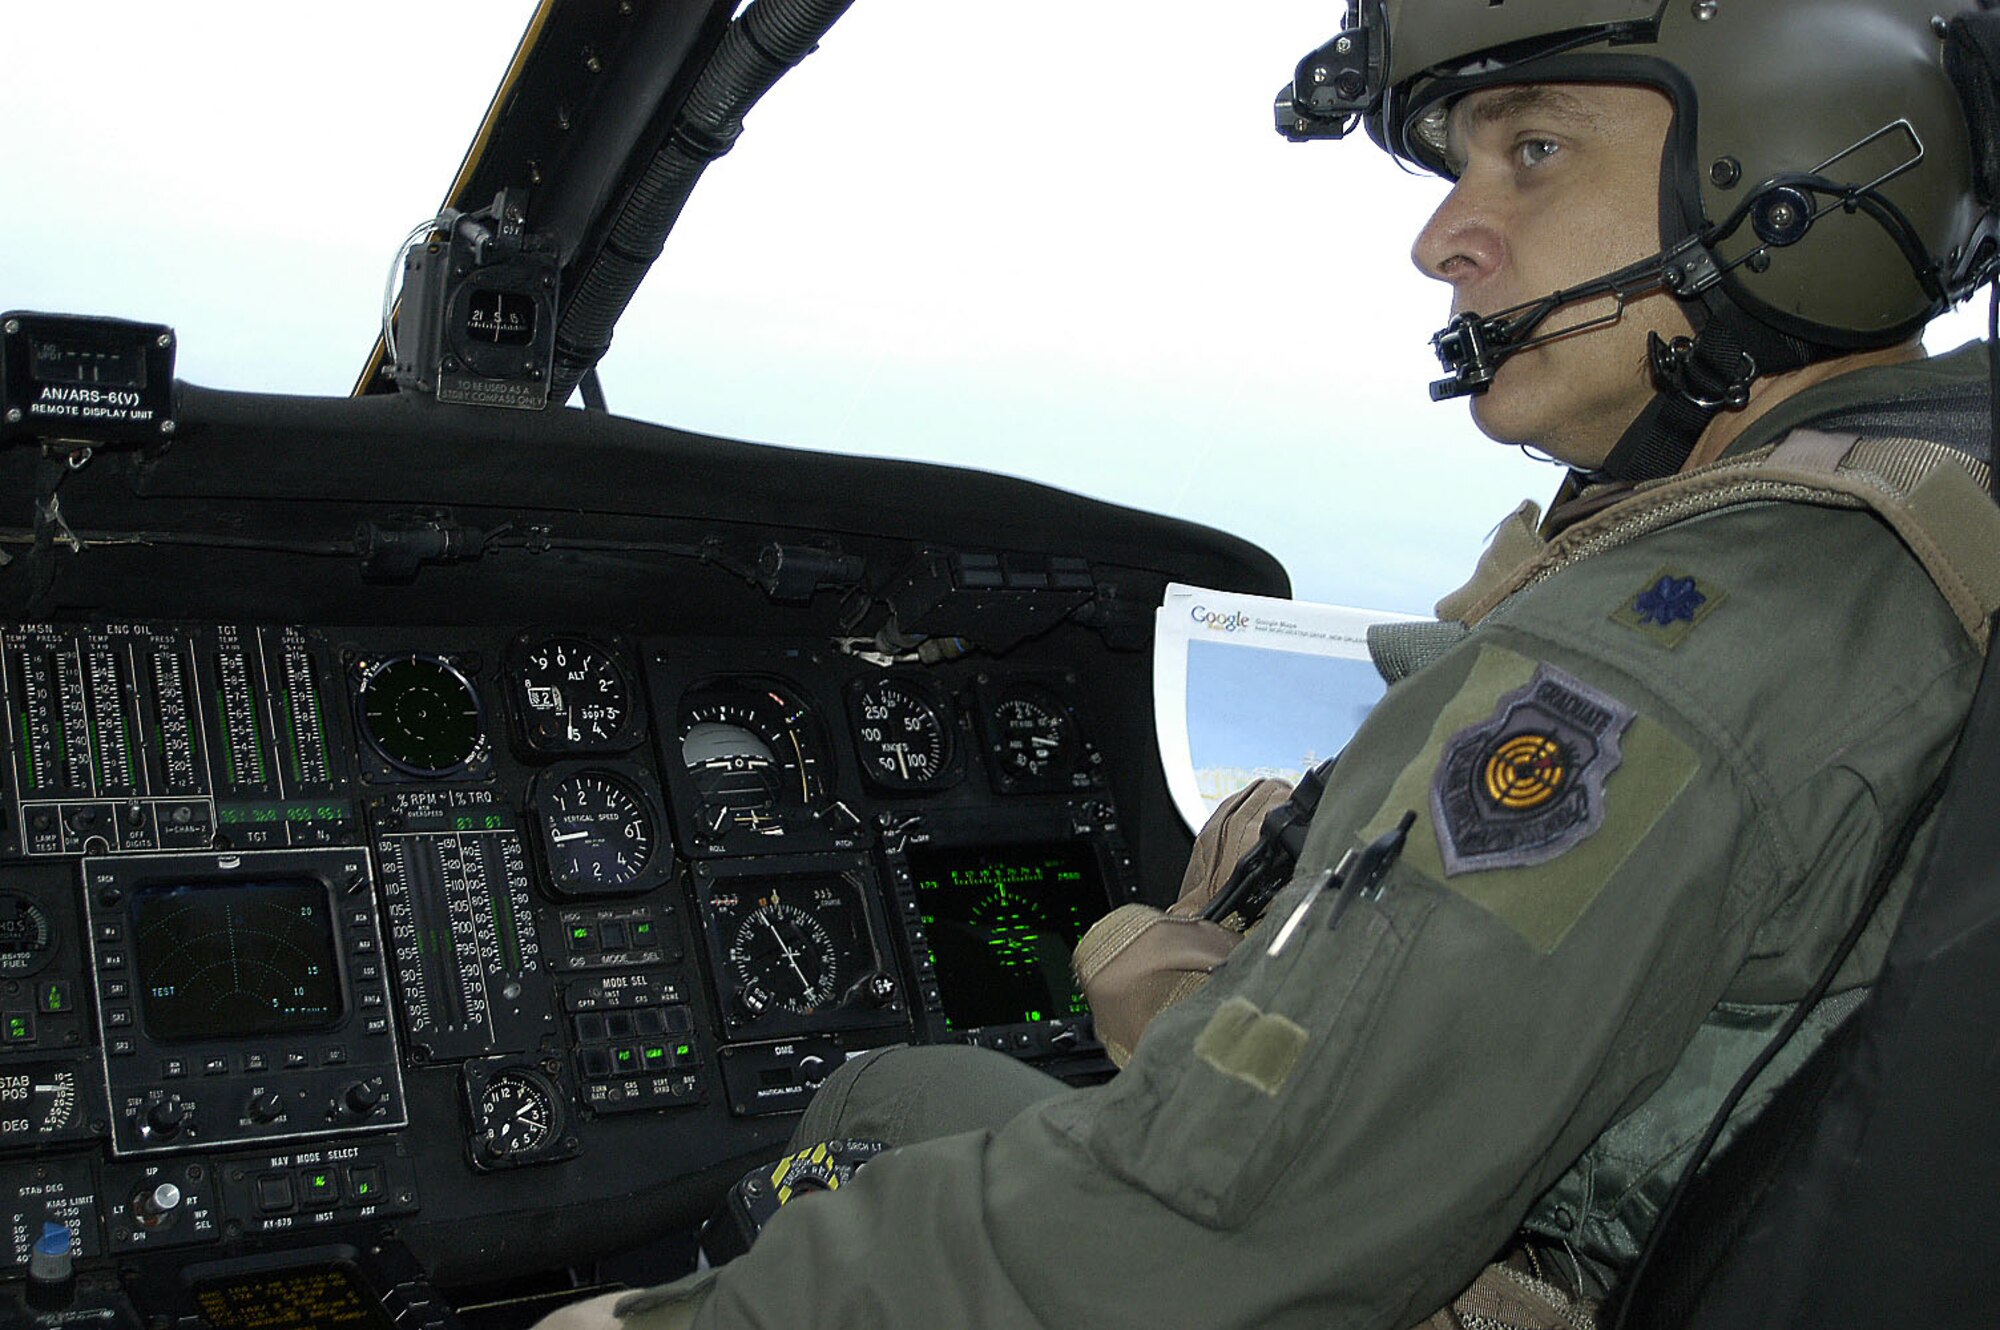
[566, 925, 593, 952]
[631, 920, 655, 945]
[613, 1046, 638, 1072]
[671, 1042, 695, 1066]
[3, 1013, 32, 1042]
[299, 1168, 339, 1206]
[37, 982, 70, 1014]
[347, 1165, 384, 1202]
[641, 1044, 667, 1068]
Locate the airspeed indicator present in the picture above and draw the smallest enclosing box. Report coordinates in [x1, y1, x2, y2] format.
[849, 677, 955, 792]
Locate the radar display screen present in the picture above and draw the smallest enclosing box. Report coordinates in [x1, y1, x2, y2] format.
[131, 879, 342, 1043]
[190, 1263, 393, 1329]
[905, 841, 1108, 1031]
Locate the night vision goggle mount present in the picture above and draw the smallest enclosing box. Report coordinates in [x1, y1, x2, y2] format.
[1273, 1, 1383, 142]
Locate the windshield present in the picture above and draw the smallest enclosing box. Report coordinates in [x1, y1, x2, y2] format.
[2, 3, 1986, 614]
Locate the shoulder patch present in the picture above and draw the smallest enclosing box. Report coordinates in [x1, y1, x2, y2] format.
[1612, 568, 1725, 648]
[1431, 664, 1634, 875]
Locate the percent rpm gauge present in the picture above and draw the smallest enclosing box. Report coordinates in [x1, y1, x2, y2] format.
[849, 677, 956, 792]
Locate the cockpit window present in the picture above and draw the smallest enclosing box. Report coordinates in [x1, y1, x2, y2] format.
[1, 4, 1985, 613]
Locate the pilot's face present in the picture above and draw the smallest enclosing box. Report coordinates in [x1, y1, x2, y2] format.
[1411, 83, 1694, 469]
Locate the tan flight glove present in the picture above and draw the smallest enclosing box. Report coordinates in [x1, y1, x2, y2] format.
[1073, 779, 1292, 1065]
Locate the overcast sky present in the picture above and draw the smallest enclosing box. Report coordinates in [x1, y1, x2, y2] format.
[2, 5, 1987, 614]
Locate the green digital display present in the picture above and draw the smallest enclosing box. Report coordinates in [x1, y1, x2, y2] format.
[131, 879, 342, 1042]
[906, 841, 1107, 1031]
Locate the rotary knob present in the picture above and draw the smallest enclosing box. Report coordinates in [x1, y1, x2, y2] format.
[342, 1079, 385, 1119]
[142, 1097, 186, 1140]
[247, 1091, 286, 1124]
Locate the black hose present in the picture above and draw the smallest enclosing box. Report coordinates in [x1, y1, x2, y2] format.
[550, 0, 856, 398]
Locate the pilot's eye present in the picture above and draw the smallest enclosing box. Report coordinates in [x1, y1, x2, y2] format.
[1515, 137, 1562, 169]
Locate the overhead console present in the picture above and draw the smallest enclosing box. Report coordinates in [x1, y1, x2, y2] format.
[0, 365, 1286, 1327]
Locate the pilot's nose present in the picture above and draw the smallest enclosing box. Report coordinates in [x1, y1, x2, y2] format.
[1411, 178, 1503, 291]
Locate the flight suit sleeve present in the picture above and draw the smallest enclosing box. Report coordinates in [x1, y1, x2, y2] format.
[683, 504, 1976, 1330]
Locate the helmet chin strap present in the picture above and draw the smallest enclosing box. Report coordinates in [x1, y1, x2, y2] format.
[1589, 306, 1818, 484]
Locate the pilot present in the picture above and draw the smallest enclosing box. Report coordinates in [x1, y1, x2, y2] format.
[540, 1, 2000, 1326]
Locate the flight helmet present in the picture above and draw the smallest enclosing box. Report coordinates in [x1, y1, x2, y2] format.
[1278, 0, 2000, 480]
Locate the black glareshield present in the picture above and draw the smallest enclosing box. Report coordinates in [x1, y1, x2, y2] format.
[1274, 0, 1387, 142]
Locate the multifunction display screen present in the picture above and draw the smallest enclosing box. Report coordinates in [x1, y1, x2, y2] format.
[191, 1264, 392, 1329]
[131, 879, 342, 1042]
[905, 840, 1107, 1031]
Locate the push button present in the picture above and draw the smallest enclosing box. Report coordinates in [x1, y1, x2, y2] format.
[36, 981, 71, 1015]
[3, 1012, 33, 1043]
[254, 1173, 296, 1214]
[347, 1165, 385, 1204]
[299, 1168, 339, 1207]
[600, 922, 629, 950]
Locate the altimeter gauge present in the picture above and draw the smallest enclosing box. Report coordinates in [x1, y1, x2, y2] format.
[977, 679, 1101, 793]
[512, 636, 638, 753]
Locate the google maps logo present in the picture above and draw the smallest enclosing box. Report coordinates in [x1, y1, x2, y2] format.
[1191, 607, 1251, 632]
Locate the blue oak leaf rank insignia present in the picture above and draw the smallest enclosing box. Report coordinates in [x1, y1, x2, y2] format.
[1431, 664, 1635, 875]
[1613, 567, 1725, 647]
[1634, 576, 1704, 625]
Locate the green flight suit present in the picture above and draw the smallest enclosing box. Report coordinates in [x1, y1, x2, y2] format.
[613, 349, 1991, 1329]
